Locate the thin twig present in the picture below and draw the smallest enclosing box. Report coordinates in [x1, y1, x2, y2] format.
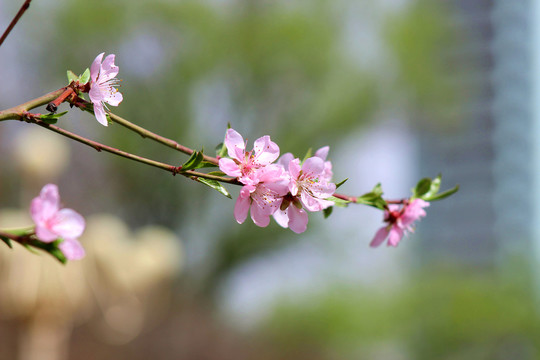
[0, 0, 32, 48]
[23, 114, 239, 185]
[67, 96, 219, 164]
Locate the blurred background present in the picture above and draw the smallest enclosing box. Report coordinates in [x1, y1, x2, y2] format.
[1, 0, 539, 359]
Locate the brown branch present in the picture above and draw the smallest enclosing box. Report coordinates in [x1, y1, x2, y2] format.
[0, 0, 32, 48]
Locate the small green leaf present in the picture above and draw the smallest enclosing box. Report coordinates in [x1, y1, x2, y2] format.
[335, 178, 348, 189]
[197, 178, 231, 198]
[355, 184, 387, 210]
[197, 161, 218, 169]
[67, 70, 78, 83]
[421, 174, 442, 199]
[0, 235, 12, 249]
[48, 247, 68, 264]
[371, 183, 383, 197]
[181, 151, 204, 171]
[25, 239, 67, 264]
[413, 178, 432, 198]
[207, 171, 226, 176]
[40, 111, 68, 124]
[326, 196, 350, 208]
[323, 206, 333, 219]
[216, 142, 228, 158]
[302, 148, 313, 163]
[79, 68, 91, 85]
[424, 184, 459, 201]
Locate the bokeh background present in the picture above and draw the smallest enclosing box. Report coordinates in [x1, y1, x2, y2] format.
[1, 0, 539, 359]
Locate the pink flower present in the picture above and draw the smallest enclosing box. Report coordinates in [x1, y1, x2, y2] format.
[89, 52, 123, 126]
[314, 146, 333, 182]
[233, 165, 289, 227]
[287, 156, 335, 212]
[370, 198, 429, 247]
[219, 129, 280, 186]
[30, 184, 86, 260]
[273, 153, 335, 233]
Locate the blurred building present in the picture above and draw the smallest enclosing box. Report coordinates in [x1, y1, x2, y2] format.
[418, 0, 536, 265]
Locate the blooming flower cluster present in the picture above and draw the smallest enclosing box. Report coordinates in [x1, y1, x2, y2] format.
[89, 52, 123, 126]
[219, 129, 336, 233]
[370, 198, 429, 247]
[30, 184, 86, 260]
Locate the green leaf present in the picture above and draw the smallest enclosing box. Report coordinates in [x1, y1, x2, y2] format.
[216, 142, 228, 158]
[355, 184, 387, 210]
[40, 111, 68, 124]
[301, 148, 313, 163]
[25, 239, 67, 264]
[323, 206, 333, 219]
[197, 178, 231, 198]
[197, 161, 218, 169]
[371, 183, 383, 197]
[67, 70, 78, 83]
[208, 171, 227, 176]
[413, 177, 432, 198]
[424, 184, 459, 201]
[79, 68, 91, 85]
[0, 235, 12, 249]
[326, 196, 350, 208]
[180, 151, 204, 171]
[335, 178, 348, 189]
[48, 247, 68, 264]
[421, 174, 442, 199]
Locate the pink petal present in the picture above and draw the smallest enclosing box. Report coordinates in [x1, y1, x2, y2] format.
[93, 103, 108, 126]
[387, 226, 404, 247]
[314, 146, 329, 160]
[105, 90, 123, 106]
[35, 225, 59, 243]
[219, 158, 242, 177]
[300, 192, 323, 212]
[250, 203, 271, 227]
[288, 159, 301, 179]
[225, 129, 245, 162]
[59, 238, 86, 260]
[288, 206, 308, 233]
[99, 54, 119, 81]
[302, 157, 325, 176]
[90, 52, 104, 83]
[89, 85, 104, 103]
[278, 153, 294, 168]
[234, 194, 250, 224]
[369, 227, 389, 247]
[252, 135, 279, 165]
[30, 184, 60, 225]
[50, 208, 85, 239]
[308, 181, 336, 199]
[401, 199, 429, 226]
[273, 209, 289, 228]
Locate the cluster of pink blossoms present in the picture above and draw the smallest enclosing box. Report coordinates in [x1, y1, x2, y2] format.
[370, 198, 429, 247]
[219, 129, 336, 233]
[30, 184, 86, 260]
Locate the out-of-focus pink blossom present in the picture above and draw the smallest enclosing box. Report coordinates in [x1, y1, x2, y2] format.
[30, 184, 86, 260]
[89, 53, 123, 126]
[219, 129, 280, 186]
[234, 165, 289, 227]
[370, 198, 429, 247]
